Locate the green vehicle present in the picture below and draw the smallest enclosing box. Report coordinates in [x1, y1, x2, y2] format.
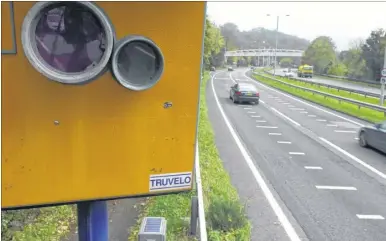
[297, 64, 313, 78]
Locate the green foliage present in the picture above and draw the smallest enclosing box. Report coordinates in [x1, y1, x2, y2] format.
[328, 62, 348, 76]
[207, 198, 247, 232]
[279, 57, 293, 67]
[2, 205, 76, 241]
[361, 28, 386, 79]
[204, 17, 225, 68]
[302, 36, 337, 74]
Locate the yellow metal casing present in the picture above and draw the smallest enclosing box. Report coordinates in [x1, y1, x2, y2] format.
[2, 1, 206, 209]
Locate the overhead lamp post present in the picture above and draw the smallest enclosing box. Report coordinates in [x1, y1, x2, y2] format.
[267, 14, 290, 75]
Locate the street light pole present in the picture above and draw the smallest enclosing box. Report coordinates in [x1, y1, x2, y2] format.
[274, 16, 279, 75]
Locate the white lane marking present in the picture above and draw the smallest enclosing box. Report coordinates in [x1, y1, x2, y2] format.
[319, 137, 386, 180]
[213, 73, 302, 241]
[229, 73, 237, 83]
[251, 115, 261, 118]
[256, 120, 267, 123]
[215, 77, 230, 80]
[289, 152, 305, 155]
[299, 111, 308, 114]
[271, 108, 301, 127]
[308, 115, 316, 117]
[235, 78, 240, 81]
[288, 105, 295, 108]
[257, 126, 278, 129]
[244, 71, 365, 127]
[278, 141, 292, 144]
[315, 186, 357, 190]
[327, 124, 338, 127]
[334, 130, 357, 133]
[244, 107, 252, 110]
[356, 215, 385, 220]
[354, 137, 359, 140]
[283, 103, 290, 105]
[247, 111, 256, 114]
[290, 108, 305, 111]
[269, 133, 282, 135]
[316, 119, 327, 122]
[260, 100, 266, 104]
[304, 166, 323, 170]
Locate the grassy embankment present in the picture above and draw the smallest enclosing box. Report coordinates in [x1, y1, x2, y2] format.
[252, 71, 386, 123]
[128, 71, 251, 241]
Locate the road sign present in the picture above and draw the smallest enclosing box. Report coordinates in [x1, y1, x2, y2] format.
[381, 69, 386, 77]
[2, 1, 206, 209]
[381, 77, 386, 85]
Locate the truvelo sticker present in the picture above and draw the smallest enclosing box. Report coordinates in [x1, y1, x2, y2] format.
[149, 172, 192, 191]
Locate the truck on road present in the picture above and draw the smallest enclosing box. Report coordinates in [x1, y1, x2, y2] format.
[297, 64, 314, 78]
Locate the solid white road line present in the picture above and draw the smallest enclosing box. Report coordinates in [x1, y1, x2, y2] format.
[289, 152, 305, 155]
[319, 137, 386, 180]
[271, 108, 301, 127]
[334, 130, 357, 133]
[214, 73, 302, 241]
[257, 126, 278, 129]
[269, 133, 282, 135]
[304, 166, 323, 170]
[356, 215, 385, 220]
[278, 141, 292, 144]
[315, 186, 357, 190]
[244, 71, 365, 127]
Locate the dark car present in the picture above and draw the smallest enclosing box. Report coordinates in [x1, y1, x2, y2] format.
[210, 66, 216, 71]
[358, 121, 386, 154]
[228, 66, 234, 71]
[229, 83, 259, 105]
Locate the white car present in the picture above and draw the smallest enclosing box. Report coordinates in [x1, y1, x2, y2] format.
[284, 72, 295, 78]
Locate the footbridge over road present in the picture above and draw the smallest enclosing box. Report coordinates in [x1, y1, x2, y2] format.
[225, 49, 304, 57]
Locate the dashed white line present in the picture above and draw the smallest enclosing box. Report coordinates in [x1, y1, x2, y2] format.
[290, 108, 305, 111]
[244, 71, 365, 127]
[256, 120, 267, 123]
[319, 137, 386, 180]
[288, 105, 296, 108]
[278, 141, 292, 144]
[251, 115, 261, 118]
[213, 72, 302, 241]
[269, 133, 282, 135]
[354, 137, 359, 140]
[308, 115, 316, 117]
[356, 215, 385, 220]
[244, 107, 252, 110]
[283, 103, 290, 105]
[334, 130, 357, 133]
[271, 108, 301, 127]
[247, 111, 256, 114]
[299, 111, 308, 114]
[304, 166, 323, 170]
[316, 119, 327, 122]
[315, 186, 357, 190]
[327, 124, 338, 127]
[289, 152, 305, 155]
[256, 126, 278, 129]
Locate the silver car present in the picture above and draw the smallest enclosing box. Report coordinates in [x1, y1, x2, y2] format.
[358, 121, 386, 154]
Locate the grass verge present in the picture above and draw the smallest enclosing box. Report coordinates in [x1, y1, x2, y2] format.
[314, 74, 380, 88]
[261, 72, 386, 107]
[251, 73, 386, 123]
[128, 71, 251, 241]
[1, 205, 76, 241]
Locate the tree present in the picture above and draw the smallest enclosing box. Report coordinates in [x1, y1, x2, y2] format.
[204, 17, 225, 68]
[302, 36, 337, 74]
[361, 28, 386, 80]
[279, 57, 293, 67]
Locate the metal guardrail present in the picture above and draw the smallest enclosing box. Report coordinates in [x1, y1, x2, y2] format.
[189, 143, 207, 241]
[253, 72, 386, 116]
[318, 74, 381, 86]
[263, 70, 386, 101]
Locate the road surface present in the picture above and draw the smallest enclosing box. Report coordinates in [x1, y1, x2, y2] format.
[207, 68, 386, 241]
[270, 69, 381, 96]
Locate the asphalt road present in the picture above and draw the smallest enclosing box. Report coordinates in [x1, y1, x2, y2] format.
[207, 68, 386, 241]
[270, 69, 381, 96]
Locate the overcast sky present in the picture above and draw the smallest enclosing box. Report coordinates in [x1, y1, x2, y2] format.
[207, 1, 386, 51]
